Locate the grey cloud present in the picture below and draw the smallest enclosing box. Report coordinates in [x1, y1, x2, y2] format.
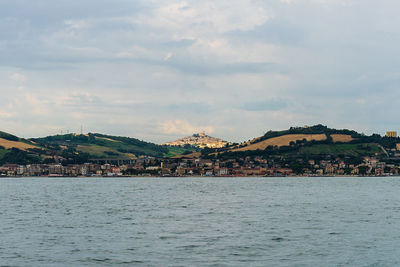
[154, 59, 285, 76]
[1, 0, 400, 141]
[225, 20, 305, 45]
[0, 1, 144, 22]
[166, 103, 215, 113]
[242, 99, 287, 111]
[161, 39, 197, 49]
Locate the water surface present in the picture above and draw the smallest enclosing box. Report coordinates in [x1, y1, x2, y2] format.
[1, 177, 400, 266]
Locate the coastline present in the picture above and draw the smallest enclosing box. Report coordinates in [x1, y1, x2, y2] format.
[1, 174, 399, 178]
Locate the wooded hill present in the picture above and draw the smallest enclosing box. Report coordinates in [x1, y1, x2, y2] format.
[1, 125, 399, 166]
[201, 125, 399, 162]
[0, 132, 195, 165]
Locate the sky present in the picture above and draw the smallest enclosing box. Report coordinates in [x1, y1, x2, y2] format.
[1, 0, 400, 143]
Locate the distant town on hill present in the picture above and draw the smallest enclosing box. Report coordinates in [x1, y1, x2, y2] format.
[1, 125, 400, 177]
[162, 132, 229, 148]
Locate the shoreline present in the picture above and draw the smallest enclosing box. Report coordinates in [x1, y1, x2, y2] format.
[1, 175, 399, 178]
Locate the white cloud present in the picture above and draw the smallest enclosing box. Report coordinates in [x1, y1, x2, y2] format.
[356, 98, 366, 105]
[23, 94, 48, 115]
[160, 120, 215, 135]
[130, 1, 270, 39]
[312, 0, 354, 5]
[10, 73, 26, 82]
[164, 52, 173, 61]
[115, 46, 154, 59]
[0, 111, 12, 118]
[280, 0, 355, 6]
[64, 19, 89, 30]
[279, 0, 294, 4]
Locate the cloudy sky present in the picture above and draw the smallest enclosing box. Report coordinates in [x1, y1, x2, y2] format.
[1, 0, 400, 143]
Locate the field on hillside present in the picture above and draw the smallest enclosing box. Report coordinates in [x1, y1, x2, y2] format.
[331, 134, 354, 143]
[77, 145, 136, 159]
[299, 143, 381, 156]
[33, 133, 170, 158]
[172, 152, 202, 159]
[233, 134, 327, 152]
[0, 138, 38, 150]
[94, 136, 121, 143]
[162, 146, 194, 157]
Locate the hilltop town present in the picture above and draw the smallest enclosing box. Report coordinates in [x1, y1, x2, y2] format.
[162, 132, 229, 148]
[1, 125, 400, 177]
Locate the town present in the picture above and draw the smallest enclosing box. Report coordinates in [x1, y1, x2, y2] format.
[1, 153, 399, 177]
[1, 126, 400, 177]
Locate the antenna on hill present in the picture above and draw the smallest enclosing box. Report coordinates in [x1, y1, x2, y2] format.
[80, 125, 83, 135]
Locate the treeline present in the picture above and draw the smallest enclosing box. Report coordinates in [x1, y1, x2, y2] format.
[31, 132, 169, 158]
[0, 148, 41, 165]
[0, 131, 19, 141]
[202, 136, 387, 167]
[255, 124, 362, 144]
[0, 146, 92, 165]
[255, 124, 400, 148]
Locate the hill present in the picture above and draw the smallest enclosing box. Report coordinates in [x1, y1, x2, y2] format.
[31, 133, 196, 160]
[1, 125, 399, 169]
[0, 131, 44, 165]
[0, 131, 196, 165]
[229, 133, 355, 152]
[204, 125, 398, 161]
[162, 132, 229, 148]
[231, 134, 328, 152]
[228, 125, 359, 152]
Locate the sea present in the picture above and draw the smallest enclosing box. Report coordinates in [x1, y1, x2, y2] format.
[1, 177, 400, 267]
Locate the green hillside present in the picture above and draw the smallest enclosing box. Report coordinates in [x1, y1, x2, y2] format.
[0, 131, 44, 165]
[31, 133, 195, 160]
[32, 133, 165, 157]
[1, 126, 399, 167]
[206, 125, 399, 162]
[0, 148, 8, 159]
[298, 143, 381, 156]
[0, 131, 19, 141]
[0, 131, 196, 165]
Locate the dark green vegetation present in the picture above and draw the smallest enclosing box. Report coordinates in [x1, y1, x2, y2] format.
[32, 133, 196, 160]
[32, 133, 168, 158]
[162, 145, 199, 157]
[299, 143, 381, 156]
[0, 148, 9, 160]
[0, 148, 42, 165]
[0, 131, 19, 141]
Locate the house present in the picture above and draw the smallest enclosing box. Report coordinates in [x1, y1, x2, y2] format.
[176, 167, 186, 176]
[218, 168, 229, 176]
[386, 131, 397, 138]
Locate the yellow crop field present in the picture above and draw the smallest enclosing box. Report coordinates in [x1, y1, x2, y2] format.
[0, 138, 38, 150]
[331, 134, 354, 143]
[94, 136, 121, 142]
[172, 152, 202, 159]
[232, 134, 327, 152]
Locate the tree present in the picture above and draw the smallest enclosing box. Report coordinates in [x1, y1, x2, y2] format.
[358, 166, 369, 175]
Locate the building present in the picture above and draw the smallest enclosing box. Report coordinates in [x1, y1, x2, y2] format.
[218, 168, 229, 176]
[386, 131, 397, 138]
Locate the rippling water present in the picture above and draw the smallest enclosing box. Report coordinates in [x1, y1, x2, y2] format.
[1, 177, 400, 266]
